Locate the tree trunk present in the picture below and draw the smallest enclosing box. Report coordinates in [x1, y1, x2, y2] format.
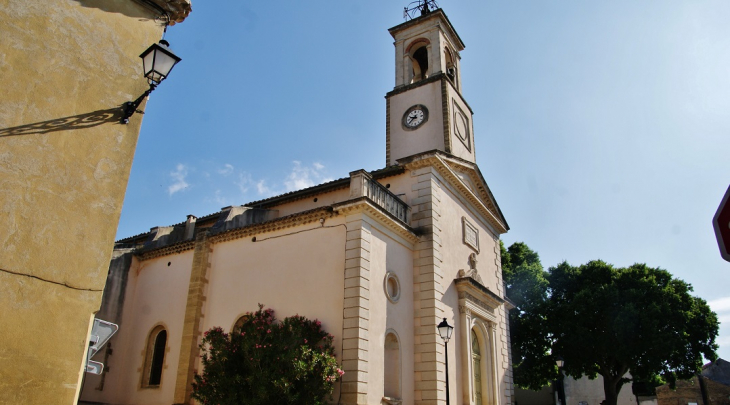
[602, 375, 623, 405]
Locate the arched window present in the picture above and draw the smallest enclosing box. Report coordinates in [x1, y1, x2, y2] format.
[233, 316, 245, 331]
[444, 47, 457, 87]
[142, 326, 167, 387]
[471, 329, 483, 405]
[384, 331, 401, 400]
[411, 46, 428, 82]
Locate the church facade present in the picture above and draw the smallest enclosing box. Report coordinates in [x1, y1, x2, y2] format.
[80, 8, 513, 405]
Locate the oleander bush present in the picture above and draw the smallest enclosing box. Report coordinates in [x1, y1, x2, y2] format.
[192, 304, 344, 405]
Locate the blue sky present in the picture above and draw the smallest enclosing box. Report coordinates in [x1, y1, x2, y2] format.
[119, 1, 730, 359]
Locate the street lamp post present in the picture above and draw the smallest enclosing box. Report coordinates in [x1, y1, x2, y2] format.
[437, 318, 454, 405]
[556, 356, 566, 405]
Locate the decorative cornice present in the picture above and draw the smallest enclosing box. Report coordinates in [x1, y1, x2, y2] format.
[137, 207, 335, 260]
[209, 207, 335, 244]
[456, 277, 504, 322]
[455, 277, 504, 306]
[333, 197, 420, 244]
[385, 73, 444, 98]
[449, 165, 500, 218]
[388, 9, 465, 50]
[137, 240, 194, 261]
[403, 153, 508, 233]
[135, 0, 192, 25]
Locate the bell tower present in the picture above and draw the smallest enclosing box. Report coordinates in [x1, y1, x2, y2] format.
[386, 7, 476, 166]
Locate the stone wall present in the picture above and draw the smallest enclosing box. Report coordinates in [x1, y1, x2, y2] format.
[0, 0, 188, 403]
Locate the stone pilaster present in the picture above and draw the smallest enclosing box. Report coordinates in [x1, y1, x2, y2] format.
[173, 231, 211, 405]
[340, 216, 372, 405]
[494, 237, 514, 405]
[410, 167, 446, 405]
[504, 306, 515, 405]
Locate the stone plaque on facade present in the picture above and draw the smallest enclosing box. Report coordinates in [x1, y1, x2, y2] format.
[462, 217, 479, 252]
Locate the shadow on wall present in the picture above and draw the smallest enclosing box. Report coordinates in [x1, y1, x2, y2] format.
[0, 107, 125, 137]
[72, 0, 157, 21]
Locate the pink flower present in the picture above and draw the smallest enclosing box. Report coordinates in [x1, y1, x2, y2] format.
[267, 329, 271, 334]
[337, 368, 345, 376]
[304, 339, 308, 344]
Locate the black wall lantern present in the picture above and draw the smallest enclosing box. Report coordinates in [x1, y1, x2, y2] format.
[121, 40, 181, 124]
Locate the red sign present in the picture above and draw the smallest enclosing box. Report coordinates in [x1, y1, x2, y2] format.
[714, 185, 730, 262]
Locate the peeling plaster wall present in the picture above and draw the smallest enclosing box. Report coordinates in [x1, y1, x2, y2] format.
[0, 0, 175, 403]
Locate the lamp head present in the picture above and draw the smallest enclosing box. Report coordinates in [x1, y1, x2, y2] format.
[139, 40, 181, 85]
[437, 318, 454, 342]
[556, 355, 565, 368]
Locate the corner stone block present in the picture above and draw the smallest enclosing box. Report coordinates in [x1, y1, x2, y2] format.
[415, 380, 443, 391]
[345, 237, 371, 250]
[343, 298, 369, 311]
[339, 392, 369, 405]
[416, 334, 441, 345]
[341, 370, 369, 383]
[344, 267, 370, 281]
[342, 339, 365, 350]
[421, 388, 446, 400]
[340, 382, 369, 394]
[342, 348, 368, 361]
[343, 306, 369, 319]
[415, 360, 443, 372]
[344, 286, 370, 299]
[344, 277, 367, 289]
[345, 248, 370, 261]
[343, 317, 366, 329]
[342, 328, 368, 340]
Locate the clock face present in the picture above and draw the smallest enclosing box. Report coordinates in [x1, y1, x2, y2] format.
[402, 104, 429, 130]
[406, 109, 424, 127]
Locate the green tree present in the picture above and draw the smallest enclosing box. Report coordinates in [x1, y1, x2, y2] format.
[501, 241, 554, 389]
[546, 260, 718, 405]
[191, 305, 344, 405]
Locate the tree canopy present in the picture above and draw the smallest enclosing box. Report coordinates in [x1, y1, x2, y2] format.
[502, 242, 719, 405]
[501, 241, 554, 390]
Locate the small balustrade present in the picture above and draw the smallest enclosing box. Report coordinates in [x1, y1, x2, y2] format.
[349, 170, 410, 223]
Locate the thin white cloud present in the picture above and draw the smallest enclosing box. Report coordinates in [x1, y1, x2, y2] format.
[168, 164, 189, 196]
[256, 180, 272, 196]
[218, 163, 234, 176]
[235, 172, 253, 195]
[169, 160, 331, 206]
[212, 190, 228, 206]
[716, 335, 730, 347]
[709, 297, 730, 313]
[284, 161, 331, 192]
[718, 314, 730, 325]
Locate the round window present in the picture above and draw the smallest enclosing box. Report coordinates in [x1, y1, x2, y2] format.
[384, 272, 401, 303]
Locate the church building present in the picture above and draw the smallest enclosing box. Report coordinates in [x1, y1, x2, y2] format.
[80, 6, 513, 405]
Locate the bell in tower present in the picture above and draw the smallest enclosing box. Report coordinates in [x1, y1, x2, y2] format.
[385, 6, 476, 167]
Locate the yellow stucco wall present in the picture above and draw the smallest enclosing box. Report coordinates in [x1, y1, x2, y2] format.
[0, 0, 182, 403]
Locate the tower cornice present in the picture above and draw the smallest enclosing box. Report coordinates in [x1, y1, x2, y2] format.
[385, 72, 473, 115]
[388, 9, 465, 50]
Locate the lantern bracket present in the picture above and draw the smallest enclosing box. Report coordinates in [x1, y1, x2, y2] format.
[121, 83, 157, 124]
